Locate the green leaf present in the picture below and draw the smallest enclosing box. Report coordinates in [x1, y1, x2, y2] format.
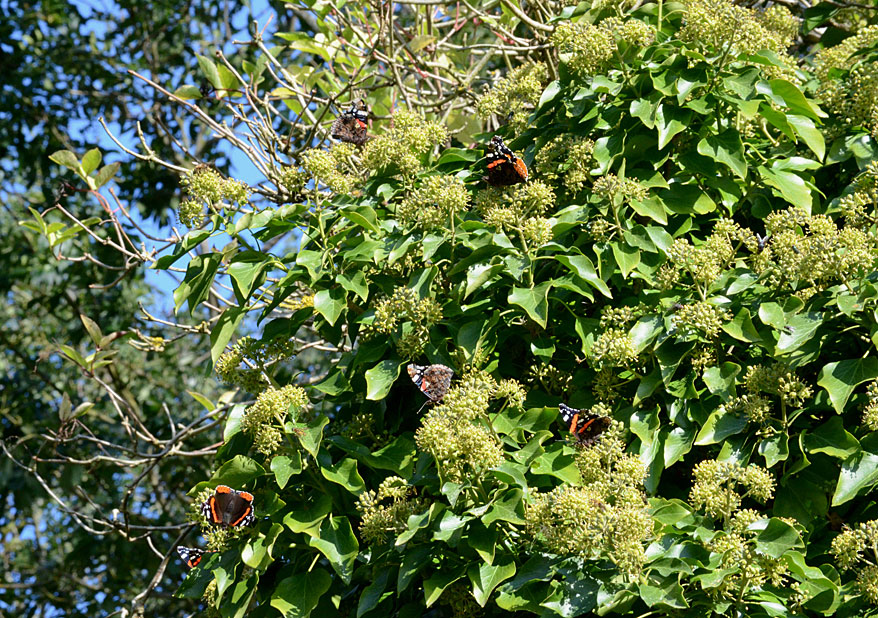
[313, 288, 345, 326]
[655, 104, 691, 149]
[508, 281, 552, 328]
[79, 314, 103, 346]
[228, 251, 272, 303]
[803, 417, 860, 459]
[467, 521, 498, 565]
[758, 164, 813, 209]
[365, 359, 403, 401]
[321, 457, 365, 495]
[49, 149, 82, 173]
[271, 453, 302, 489]
[81, 148, 102, 175]
[174, 253, 220, 315]
[465, 263, 505, 299]
[174, 84, 204, 99]
[283, 494, 332, 534]
[187, 390, 215, 412]
[205, 455, 265, 489]
[94, 162, 121, 187]
[787, 114, 825, 160]
[424, 569, 464, 607]
[750, 518, 804, 558]
[695, 409, 748, 445]
[210, 306, 246, 365]
[398, 545, 432, 593]
[468, 560, 516, 607]
[697, 129, 747, 179]
[610, 242, 640, 278]
[702, 362, 741, 396]
[817, 358, 878, 414]
[555, 254, 611, 298]
[196, 54, 222, 88]
[722, 307, 762, 342]
[298, 416, 329, 459]
[760, 79, 826, 120]
[308, 516, 359, 584]
[222, 574, 258, 618]
[833, 448, 878, 506]
[482, 489, 526, 526]
[358, 567, 391, 617]
[223, 404, 246, 441]
[270, 569, 332, 618]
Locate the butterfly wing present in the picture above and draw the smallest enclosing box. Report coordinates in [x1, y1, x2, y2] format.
[558, 403, 610, 447]
[407, 363, 454, 401]
[177, 546, 205, 568]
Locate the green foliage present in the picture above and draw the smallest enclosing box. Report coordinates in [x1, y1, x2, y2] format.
[144, 1, 878, 615]
[18, 0, 878, 616]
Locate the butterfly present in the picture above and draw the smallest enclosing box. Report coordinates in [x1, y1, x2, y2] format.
[558, 403, 611, 447]
[331, 100, 369, 146]
[176, 546, 216, 568]
[485, 135, 528, 186]
[200, 485, 256, 528]
[407, 363, 454, 401]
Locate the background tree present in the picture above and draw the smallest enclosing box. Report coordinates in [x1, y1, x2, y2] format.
[9, 0, 878, 617]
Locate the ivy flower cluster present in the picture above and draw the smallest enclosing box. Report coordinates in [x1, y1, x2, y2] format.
[362, 108, 447, 177]
[301, 142, 359, 195]
[414, 371, 508, 483]
[815, 25, 878, 138]
[831, 519, 878, 604]
[240, 385, 309, 456]
[662, 218, 757, 290]
[525, 363, 572, 394]
[437, 582, 483, 618]
[527, 418, 651, 576]
[840, 161, 878, 227]
[552, 18, 655, 79]
[362, 286, 442, 357]
[672, 301, 730, 339]
[679, 0, 800, 82]
[689, 459, 775, 523]
[535, 135, 597, 194]
[356, 476, 426, 544]
[476, 181, 556, 249]
[214, 336, 297, 393]
[862, 380, 878, 431]
[178, 165, 252, 228]
[397, 174, 469, 230]
[705, 509, 796, 602]
[756, 208, 877, 291]
[477, 62, 547, 131]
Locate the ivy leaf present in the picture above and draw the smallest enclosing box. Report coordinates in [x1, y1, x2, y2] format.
[270, 569, 332, 618]
[833, 448, 878, 506]
[697, 129, 747, 179]
[508, 281, 552, 328]
[365, 359, 403, 401]
[308, 516, 359, 584]
[204, 455, 265, 489]
[314, 288, 346, 326]
[468, 560, 516, 607]
[817, 358, 878, 414]
[321, 457, 365, 495]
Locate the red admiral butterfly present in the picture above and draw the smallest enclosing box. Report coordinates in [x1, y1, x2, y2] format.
[559, 403, 611, 447]
[331, 100, 369, 146]
[407, 363, 454, 402]
[200, 485, 255, 528]
[485, 135, 528, 186]
[176, 546, 216, 568]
